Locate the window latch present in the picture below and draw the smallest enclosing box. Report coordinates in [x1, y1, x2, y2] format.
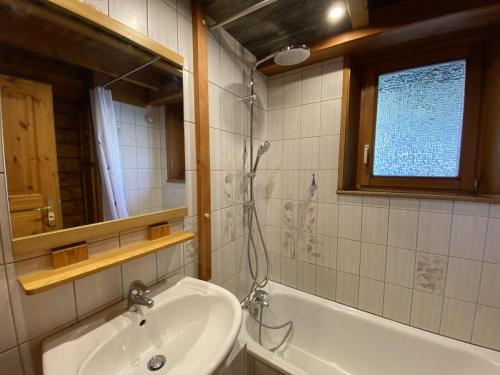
[363, 144, 370, 166]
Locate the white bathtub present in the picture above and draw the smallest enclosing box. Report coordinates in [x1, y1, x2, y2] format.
[241, 281, 500, 375]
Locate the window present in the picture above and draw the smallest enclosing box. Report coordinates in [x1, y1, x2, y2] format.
[357, 46, 481, 192]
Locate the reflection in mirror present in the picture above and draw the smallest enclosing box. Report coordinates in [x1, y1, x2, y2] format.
[0, 45, 185, 239]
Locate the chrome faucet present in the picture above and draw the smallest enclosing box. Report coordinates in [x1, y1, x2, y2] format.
[127, 280, 154, 312]
[247, 289, 269, 316]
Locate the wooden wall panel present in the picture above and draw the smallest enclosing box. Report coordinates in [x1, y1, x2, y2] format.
[192, 0, 211, 281]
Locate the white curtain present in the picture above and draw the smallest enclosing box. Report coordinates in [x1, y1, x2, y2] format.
[89, 87, 129, 220]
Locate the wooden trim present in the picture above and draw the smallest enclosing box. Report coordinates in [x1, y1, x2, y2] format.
[260, 2, 500, 76]
[19, 231, 194, 294]
[337, 189, 500, 203]
[346, 0, 369, 29]
[356, 45, 482, 192]
[12, 207, 188, 257]
[192, 1, 211, 281]
[338, 56, 361, 190]
[40, 0, 183, 68]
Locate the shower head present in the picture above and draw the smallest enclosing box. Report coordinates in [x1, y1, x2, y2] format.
[274, 45, 310, 66]
[253, 141, 270, 173]
[256, 141, 270, 158]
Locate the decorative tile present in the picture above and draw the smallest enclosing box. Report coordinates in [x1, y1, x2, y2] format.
[414, 252, 447, 295]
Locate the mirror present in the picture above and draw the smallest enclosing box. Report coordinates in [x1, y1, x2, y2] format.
[0, 45, 185, 239]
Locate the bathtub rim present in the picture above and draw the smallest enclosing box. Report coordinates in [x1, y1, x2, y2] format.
[240, 281, 500, 375]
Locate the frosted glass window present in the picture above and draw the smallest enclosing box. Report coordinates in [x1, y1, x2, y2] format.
[373, 60, 466, 177]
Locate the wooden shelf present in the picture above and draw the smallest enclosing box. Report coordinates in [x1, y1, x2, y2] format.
[19, 231, 194, 295]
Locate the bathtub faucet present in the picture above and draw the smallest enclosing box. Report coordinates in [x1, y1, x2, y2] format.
[247, 289, 269, 315]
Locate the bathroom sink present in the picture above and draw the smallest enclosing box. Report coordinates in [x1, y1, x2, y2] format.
[42, 276, 242, 375]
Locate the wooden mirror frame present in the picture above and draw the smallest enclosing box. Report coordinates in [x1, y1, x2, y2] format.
[0, 0, 213, 274]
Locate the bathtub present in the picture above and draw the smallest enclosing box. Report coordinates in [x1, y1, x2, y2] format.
[241, 281, 500, 375]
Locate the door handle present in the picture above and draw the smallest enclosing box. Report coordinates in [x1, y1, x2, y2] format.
[34, 198, 56, 226]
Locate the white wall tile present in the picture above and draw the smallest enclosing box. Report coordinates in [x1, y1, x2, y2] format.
[337, 239, 360, 274]
[298, 261, 316, 294]
[478, 263, 500, 308]
[360, 243, 386, 281]
[283, 73, 301, 107]
[453, 201, 489, 217]
[0, 267, 17, 353]
[386, 247, 415, 288]
[420, 199, 453, 213]
[317, 203, 338, 236]
[267, 76, 284, 110]
[7, 261, 76, 343]
[318, 135, 339, 170]
[147, 0, 177, 51]
[358, 277, 384, 315]
[299, 137, 319, 170]
[281, 257, 298, 288]
[321, 60, 343, 100]
[317, 170, 338, 204]
[220, 89, 236, 132]
[109, 0, 147, 34]
[449, 215, 487, 260]
[157, 244, 183, 278]
[282, 139, 300, 170]
[315, 266, 336, 300]
[445, 257, 482, 302]
[316, 235, 337, 269]
[267, 110, 283, 140]
[388, 209, 418, 250]
[390, 197, 420, 211]
[338, 204, 361, 240]
[484, 218, 500, 263]
[417, 212, 451, 255]
[362, 206, 389, 245]
[176, 0, 192, 21]
[490, 204, 500, 218]
[83, 0, 108, 13]
[336, 271, 359, 307]
[208, 34, 221, 85]
[301, 67, 321, 104]
[410, 291, 443, 333]
[208, 83, 221, 128]
[472, 305, 500, 351]
[283, 106, 301, 139]
[383, 283, 412, 324]
[320, 99, 341, 136]
[300, 103, 320, 137]
[440, 298, 475, 341]
[75, 266, 122, 318]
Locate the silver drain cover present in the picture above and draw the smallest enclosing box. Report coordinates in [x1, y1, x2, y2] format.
[147, 355, 166, 372]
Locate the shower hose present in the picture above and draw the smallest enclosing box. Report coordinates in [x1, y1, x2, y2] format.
[243, 198, 293, 352]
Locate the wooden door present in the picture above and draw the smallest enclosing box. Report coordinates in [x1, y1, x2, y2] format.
[0, 75, 62, 237]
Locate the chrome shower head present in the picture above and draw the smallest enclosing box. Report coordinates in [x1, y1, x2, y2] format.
[256, 141, 270, 158]
[253, 141, 270, 173]
[274, 45, 310, 66]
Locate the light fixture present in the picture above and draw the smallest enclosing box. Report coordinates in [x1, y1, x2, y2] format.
[327, 4, 345, 22]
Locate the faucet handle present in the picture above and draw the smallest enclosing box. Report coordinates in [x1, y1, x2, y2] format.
[254, 289, 269, 298]
[128, 280, 149, 294]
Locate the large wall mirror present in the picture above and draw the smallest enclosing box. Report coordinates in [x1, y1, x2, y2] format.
[0, 1, 186, 242]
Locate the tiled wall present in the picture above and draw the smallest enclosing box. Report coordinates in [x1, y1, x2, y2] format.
[114, 101, 186, 215]
[207, 24, 268, 299]
[264, 60, 500, 351]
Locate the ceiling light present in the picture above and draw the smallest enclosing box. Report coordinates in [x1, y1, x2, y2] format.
[327, 5, 345, 22]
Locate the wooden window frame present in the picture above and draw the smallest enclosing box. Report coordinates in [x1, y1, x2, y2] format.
[356, 45, 482, 193]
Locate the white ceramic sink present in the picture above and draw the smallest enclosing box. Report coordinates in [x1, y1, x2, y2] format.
[43, 276, 242, 375]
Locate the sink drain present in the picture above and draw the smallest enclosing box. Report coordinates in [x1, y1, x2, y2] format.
[147, 355, 166, 372]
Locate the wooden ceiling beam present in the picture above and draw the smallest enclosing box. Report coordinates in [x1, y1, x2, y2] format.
[346, 0, 369, 29]
[260, 2, 500, 76]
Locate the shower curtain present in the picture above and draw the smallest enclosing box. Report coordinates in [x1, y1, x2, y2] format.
[89, 87, 129, 220]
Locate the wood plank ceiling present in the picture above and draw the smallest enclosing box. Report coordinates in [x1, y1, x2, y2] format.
[202, 0, 352, 59]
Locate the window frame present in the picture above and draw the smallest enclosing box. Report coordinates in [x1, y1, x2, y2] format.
[356, 45, 482, 193]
